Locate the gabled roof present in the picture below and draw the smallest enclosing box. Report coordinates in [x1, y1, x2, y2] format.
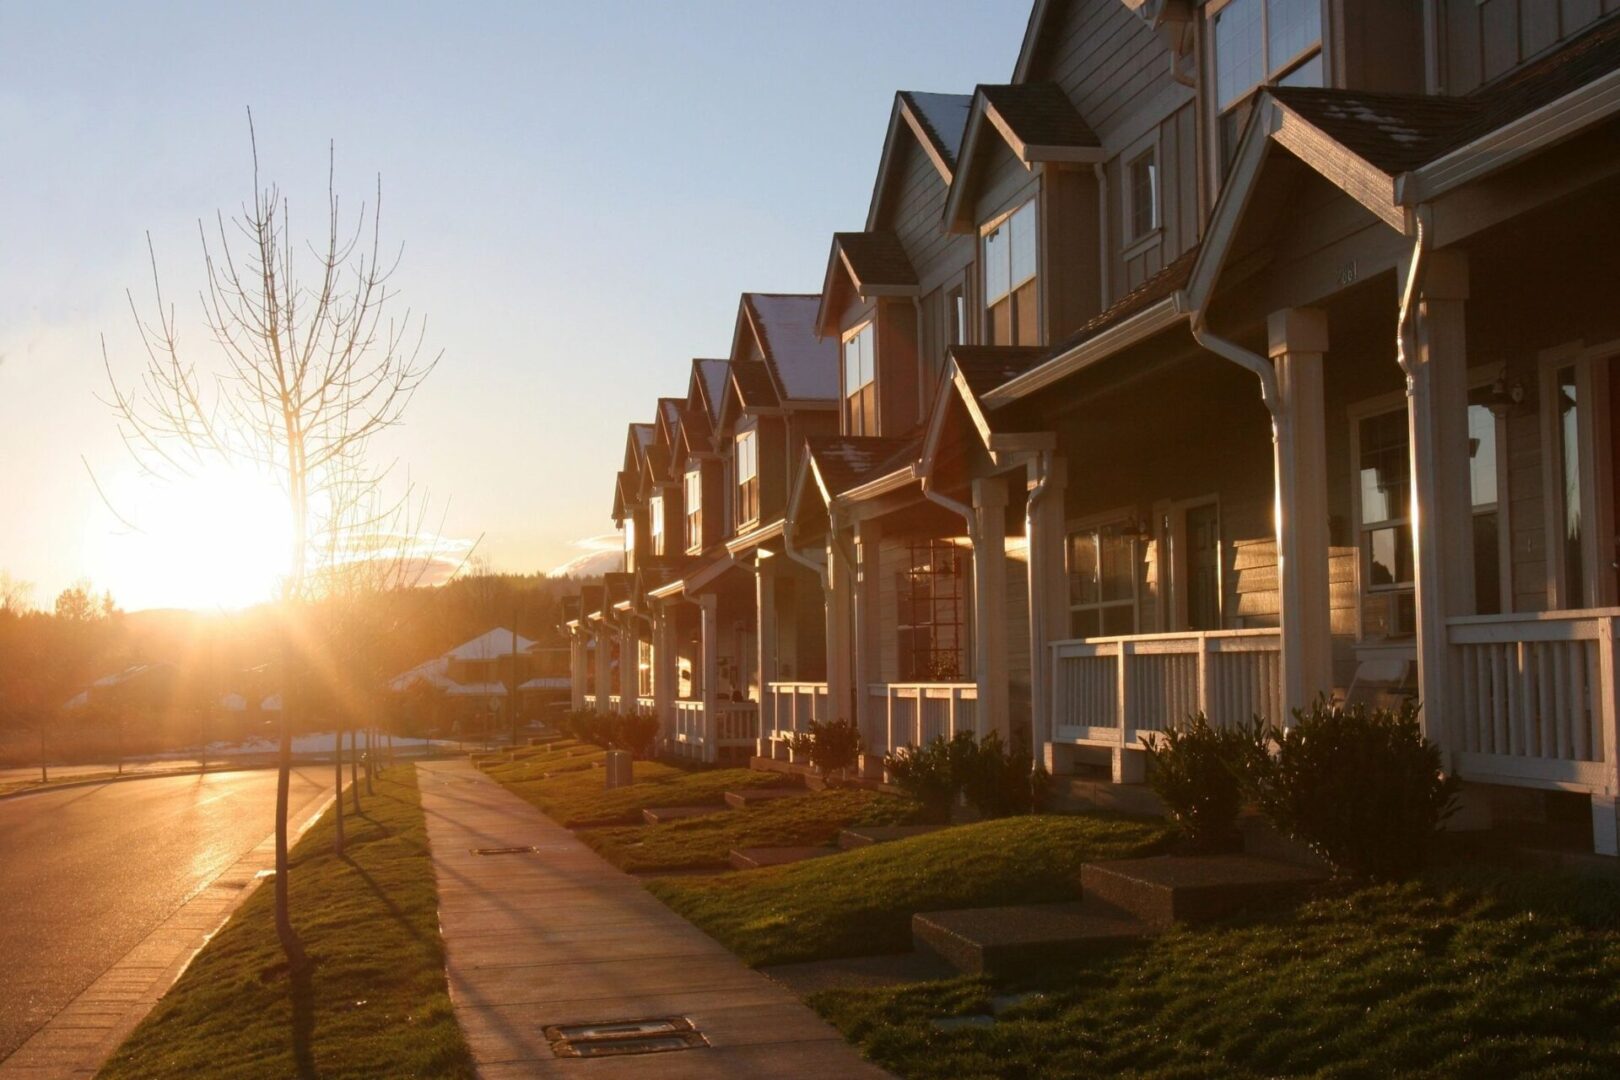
[729, 359, 781, 411]
[611, 468, 634, 523]
[816, 231, 921, 336]
[944, 82, 1103, 231]
[579, 583, 605, 620]
[690, 358, 731, 425]
[653, 396, 685, 478]
[918, 346, 1048, 470]
[803, 434, 920, 503]
[602, 572, 632, 609]
[735, 294, 839, 402]
[866, 90, 975, 231]
[677, 400, 713, 461]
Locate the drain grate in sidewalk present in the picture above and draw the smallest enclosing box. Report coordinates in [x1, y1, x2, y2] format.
[544, 1017, 708, 1058]
[469, 845, 540, 855]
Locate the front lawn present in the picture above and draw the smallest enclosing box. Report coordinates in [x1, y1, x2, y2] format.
[648, 813, 1168, 966]
[98, 765, 473, 1080]
[482, 745, 788, 827]
[583, 786, 922, 873]
[810, 863, 1620, 1079]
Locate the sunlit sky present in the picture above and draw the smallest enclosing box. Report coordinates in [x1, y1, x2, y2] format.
[0, 1, 1028, 612]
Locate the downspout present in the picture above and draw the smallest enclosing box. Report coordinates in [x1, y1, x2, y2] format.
[1093, 163, 1111, 314]
[782, 502, 830, 591]
[1025, 446, 1056, 768]
[1395, 205, 1432, 385]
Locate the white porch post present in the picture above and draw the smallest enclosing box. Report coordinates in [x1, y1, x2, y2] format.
[972, 476, 1010, 740]
[618, 614, 636, 715]
[755, 552, 776, 760]
[1027, 456, 1068, 769]
[1406, 251, 1474, 754]
[653, 601, 676, 751]
[592, 621, 611, 714]
[699, 592, 720, 764]
[568, 629, 586, 713]
[1268, 307, 1335, 711]
[853, 518, 885, 761]
[825, 524, 856, 737]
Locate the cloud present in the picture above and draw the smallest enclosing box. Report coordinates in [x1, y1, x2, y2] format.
[547, 534, 623, 579]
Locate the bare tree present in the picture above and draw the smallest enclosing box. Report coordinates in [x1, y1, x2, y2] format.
[101, 114, 439, 970]
[0, 572, 35, 615]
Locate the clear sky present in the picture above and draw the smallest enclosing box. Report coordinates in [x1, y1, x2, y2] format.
[0, 1, 1030, 612]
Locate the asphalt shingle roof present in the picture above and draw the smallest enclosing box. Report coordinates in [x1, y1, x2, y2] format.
[805, 435, 920, 498]
[833, 231, 919, 289]
[979, 82, 1099, 150]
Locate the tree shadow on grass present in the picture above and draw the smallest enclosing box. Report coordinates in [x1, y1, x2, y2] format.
[341, 844, 429, 948]
[290, 959, 318, 1079]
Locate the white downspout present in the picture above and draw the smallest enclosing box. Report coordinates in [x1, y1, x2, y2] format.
[1025, 447, 1056, 770]
[1094, 163, 1111, 313]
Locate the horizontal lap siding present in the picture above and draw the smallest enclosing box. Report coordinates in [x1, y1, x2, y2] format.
[890, 139, 962, 292]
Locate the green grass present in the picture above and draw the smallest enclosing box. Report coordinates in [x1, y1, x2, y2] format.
[648, 813, 1169, 966]
[808, 863, 1620, 1079]
[482, 741, 801, 827]
[583, 786, 923, 873]
[97, 765, 474, 1080]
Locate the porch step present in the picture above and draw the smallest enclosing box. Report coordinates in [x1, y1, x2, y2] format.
[728, 845, 840, 870]
[1080, 855, 1326, 931]
[912, 900, 1150, 976]
[723, 787, 805, 809]
[838, 824, 948, 850]
[641, 805, 726, 825]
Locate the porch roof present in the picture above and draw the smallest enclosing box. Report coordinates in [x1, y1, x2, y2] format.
[602, 572, 632, 609]
[737, 293, 840, 403]
[816, 230, 920, 336]
[803, 434, 921, 502]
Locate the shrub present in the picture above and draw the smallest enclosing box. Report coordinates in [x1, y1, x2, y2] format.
[610, 712, 660, 759]
[1142, 714, 1266, 850]
[786, 718, 863, 781]
[959, 731, 1046, 818]
[884, 733, 971, 823]
[1254, 698, 1460, 879]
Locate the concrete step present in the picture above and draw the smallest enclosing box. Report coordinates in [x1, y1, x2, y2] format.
[723, 787, 804, 809]
[729, 846, 840, 870]
[838, 824, 948, 850]
[912, 900, 1149, 976]
[1081, 855, 1326, 931]
[642, 805, 726, 825]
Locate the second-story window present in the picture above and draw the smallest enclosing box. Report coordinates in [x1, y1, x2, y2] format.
[843, 321, 876, 436]
[648, 493, 664, 557]
[683, 468, 702, 553]
[1212, 0, 1322, 171]
[1127, 149, 1159, 242]
[735, 430, 759, 529]
[982, 200, 1038, 347]
[947, 286, 966, 347]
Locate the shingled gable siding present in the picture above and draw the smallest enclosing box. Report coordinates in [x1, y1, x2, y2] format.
[1439, 0, 1620, 95]
[1105, 101, 1200, 298]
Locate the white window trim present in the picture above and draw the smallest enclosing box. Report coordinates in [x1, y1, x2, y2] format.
[1064, 505, 1146, 640]
[734, 426, 760, 531]
[1158, 495, 1222, 633]
[1538, 340, 1620, 609]
[979, 196, 1041, 345]
[1121, 129, 1164, 257]
[841, 318, 878, 436]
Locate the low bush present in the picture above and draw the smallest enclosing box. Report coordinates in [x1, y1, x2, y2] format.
[611, 712, 661, 758]
[1254, 698, 1460, 879]
[787, 717, 863, 781]
[884, 733, 971, 823]
[885, 731, 1047, 822]
[1142, 713, 1266, 850]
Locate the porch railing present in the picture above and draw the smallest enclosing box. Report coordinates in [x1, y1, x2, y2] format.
[636, 696, 656, 717]
[607, 694, 622, 712]
[671, 698, 760, 760]
[1447, 609, 1619, 791]
[582, 693, 596, 711]
[867, 682, 978, 756]
[1049, 629, 1283, 749]
[763, 681, 830, 752]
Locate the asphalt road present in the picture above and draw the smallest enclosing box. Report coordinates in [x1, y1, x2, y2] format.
[0, 767, 330, 1059]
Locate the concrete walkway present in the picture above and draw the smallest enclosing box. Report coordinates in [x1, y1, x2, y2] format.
[418, 759, 889, 1079]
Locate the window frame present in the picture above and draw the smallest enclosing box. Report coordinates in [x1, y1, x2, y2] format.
[1123, 135, 1162, 251]
[979, 198, 1040, 347]
[1538, 342, 1619, 610]
[841, 319, 878, 437]
[894, 539, 969, 682]
[683, 466, 703, 554]
[734, 428, 760, 531]
[1206, 0, 1326, 179]
[1348, 391, 1417, 641]
[1065, 507, 1144, 640]
[648, 492, 665, 558]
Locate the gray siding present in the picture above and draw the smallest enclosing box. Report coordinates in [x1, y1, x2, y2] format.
[1438, 0, 1619, 94]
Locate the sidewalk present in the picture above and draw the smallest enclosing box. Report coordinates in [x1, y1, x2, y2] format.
[418, 759, 890, 1079]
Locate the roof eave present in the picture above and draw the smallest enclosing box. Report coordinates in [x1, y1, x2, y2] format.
[981, 293, 1189, 407]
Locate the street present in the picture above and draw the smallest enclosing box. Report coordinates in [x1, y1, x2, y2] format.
[0, 767, 330, 1060]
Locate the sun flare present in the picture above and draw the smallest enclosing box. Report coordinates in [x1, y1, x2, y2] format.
[89, 463, 294, 611]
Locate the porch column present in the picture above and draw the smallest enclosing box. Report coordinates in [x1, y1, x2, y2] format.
[972, 477, 1010, 740]
[1405, 251, 1474, 754]
[853, 518, 885, 761]
[699, 592, 720, 764]
[1268, 307, 1335, 709]
[568, 629, 586, 713]
[592, 621, 611, 713]
[825, 523, 856, 739]
[755, 552, 776, 759]
[1027, 455, 1068, 769]
[653, 602, 676, 750]
[618, 615, 636, 715]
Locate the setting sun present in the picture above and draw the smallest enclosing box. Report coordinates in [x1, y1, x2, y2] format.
[87, 462, 293, 611]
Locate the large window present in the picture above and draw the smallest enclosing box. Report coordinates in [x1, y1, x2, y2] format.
[648, 493, 665, 557]
[843, 321, 877, 436]
[1467, 391, 1503, 615]
[1355, 406, 1415, 637]
[1211, 0, 1322, 170]
[982, 200, 1038, 347]
[734, 430, 759, 529]
[896, 541, 967, 681]
[683, 467, 702, 553]
[1068, 523, 1139, 637]
[637, 638, 653, 697]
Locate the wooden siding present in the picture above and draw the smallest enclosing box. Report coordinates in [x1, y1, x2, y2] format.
[884, 135, 973, 294]
[1033, 0, 1177, 137]
[1438, 0, 1620, 95]
[1106, 100, 1200, 300]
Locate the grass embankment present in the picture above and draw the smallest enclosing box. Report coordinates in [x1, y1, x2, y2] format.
[811, 863, 1620, 1079]
[649, 813, 1169, 966]
[98, 764, 474, 1080]
[481, 741, 786, 827]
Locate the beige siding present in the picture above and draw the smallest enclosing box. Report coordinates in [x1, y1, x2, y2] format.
[1439, 0, 1618, 94]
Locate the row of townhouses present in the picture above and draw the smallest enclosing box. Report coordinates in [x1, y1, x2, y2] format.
[562, 0, 1620, 855]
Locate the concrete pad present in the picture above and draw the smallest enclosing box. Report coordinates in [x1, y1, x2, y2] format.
[418, 760, 887, 1078]
[912, 901, 1149, 976]
[728, 845, 839, 870]
[838, 824, 947, 849]
[1081, 854, 1326, 930]
[642, 805, 726, 824]
[722, 787, 804, 809]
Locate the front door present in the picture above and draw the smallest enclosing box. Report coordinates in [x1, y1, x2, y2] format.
[1186, 504, 1222, 631]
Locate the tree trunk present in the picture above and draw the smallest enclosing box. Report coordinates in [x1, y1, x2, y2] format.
[350, 727, 361, 814]
[39, 727, 47, 785]
[333, 725, 346, 856]
[365, 724, 375, 793]
[274, 639, 307, 972]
